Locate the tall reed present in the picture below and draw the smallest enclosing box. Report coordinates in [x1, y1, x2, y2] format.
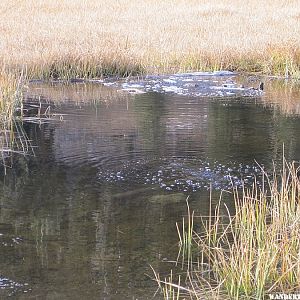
[155, 159, 300, 299]
[0, 69, 30, 171]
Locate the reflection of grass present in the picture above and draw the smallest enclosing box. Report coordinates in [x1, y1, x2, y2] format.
[1, 1, 300, 78]
[155, 159, 300, 299]
[25, 81, 132, 106]
[262, 79, 300, 115]
[0, 69, 31, 171]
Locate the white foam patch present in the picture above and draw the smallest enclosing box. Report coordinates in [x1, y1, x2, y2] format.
[121, 88, 146, 94]
[99, 70, 263, 98]
[122, 83, 144, 88]
[162, 85, 183, 93]
[163, 79, 177, 84]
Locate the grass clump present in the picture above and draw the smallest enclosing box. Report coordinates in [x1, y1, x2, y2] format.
[0, 70, 23, 120]
[155, 159, 300, 299]
[0, 69, 31, 171]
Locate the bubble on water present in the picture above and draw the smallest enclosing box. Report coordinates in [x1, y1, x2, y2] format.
[97, 157, 265, 193]
[0, 234, 24, 247]
[0, 276, 30, 296]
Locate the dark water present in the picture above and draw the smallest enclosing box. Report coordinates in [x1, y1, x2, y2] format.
[1, 74, 300, 299]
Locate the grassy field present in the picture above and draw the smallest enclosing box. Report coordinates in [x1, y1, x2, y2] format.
[1, 0, 300, 79]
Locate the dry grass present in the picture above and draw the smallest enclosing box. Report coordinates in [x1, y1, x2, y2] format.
[0, 69, 23, 134]
[0, 69, 31, 171]
[155, 159, 300, 299]
[1, 0, 300, 78]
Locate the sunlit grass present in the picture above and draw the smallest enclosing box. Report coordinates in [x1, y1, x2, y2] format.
[0, 69, 31, 172]
[155, 158, 300, 299]
[176, 197, 194, 271]
[1, 0, 300, 79]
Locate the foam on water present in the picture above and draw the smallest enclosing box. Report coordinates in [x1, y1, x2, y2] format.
[98, 158, 264, 192]
[0, 233, 23, 247]
[0, 276, 31, 296]
[0, 232, 30, 296]
[104, 71, 264, 97]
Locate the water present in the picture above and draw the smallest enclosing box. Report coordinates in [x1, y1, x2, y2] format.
[1, 74, 300, 299]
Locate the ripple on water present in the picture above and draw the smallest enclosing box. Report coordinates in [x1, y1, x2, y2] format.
[98, 158, 264, 192]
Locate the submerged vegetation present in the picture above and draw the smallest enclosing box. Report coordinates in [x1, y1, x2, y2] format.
[155, 159, 300, 299]
[1, 0, 300, 79]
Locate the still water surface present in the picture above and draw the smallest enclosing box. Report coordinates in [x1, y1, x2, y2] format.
[1, 75, 300, 299]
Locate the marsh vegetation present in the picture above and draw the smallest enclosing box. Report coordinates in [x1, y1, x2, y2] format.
[1, 1, 300, 299]
[155, 159, 300, 299]
[1, 0, 300, 79]
[0, 69, 32, 170]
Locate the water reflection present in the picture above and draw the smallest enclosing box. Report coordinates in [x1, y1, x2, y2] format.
[262, 79, 300, 115]
[0, 78, 300, 298]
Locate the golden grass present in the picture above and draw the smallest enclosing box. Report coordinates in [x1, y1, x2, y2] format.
[1, 0, 300, 78]
[155, 159, 300, 299]
[0, 69, 31, 170]
[0, 70, 24, 115]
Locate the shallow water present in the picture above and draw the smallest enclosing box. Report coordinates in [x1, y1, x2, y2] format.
[1, 73, 300, 299]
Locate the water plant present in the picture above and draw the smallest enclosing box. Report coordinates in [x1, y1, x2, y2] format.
[155, 158, 300, 299]
[176, 197, 194, 271]
[0, 69, 31, 172]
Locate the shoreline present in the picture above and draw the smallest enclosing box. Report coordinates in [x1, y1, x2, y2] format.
[23, 70, 292, 86]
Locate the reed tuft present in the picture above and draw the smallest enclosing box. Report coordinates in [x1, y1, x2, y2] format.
[155, 159, 300, 299]
[0, 68, 30, 172]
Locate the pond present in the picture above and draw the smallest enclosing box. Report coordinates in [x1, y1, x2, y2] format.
[1, 72, 300, 299]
